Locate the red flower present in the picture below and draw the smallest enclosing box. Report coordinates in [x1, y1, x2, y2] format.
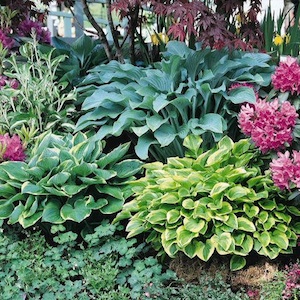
[0, 134, 26, 162]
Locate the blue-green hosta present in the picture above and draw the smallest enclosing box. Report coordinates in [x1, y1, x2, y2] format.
[0, 132, 143, 228]
[114, 135, 300, 271]
[75, 41, 274, 162]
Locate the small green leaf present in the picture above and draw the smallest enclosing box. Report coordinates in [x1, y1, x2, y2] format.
[230, 255, 246, 271]
[42, 199, 64, 224]
[237, 217, 256, 232]
[61, 199, 92, 222]
[167, 209, 181, 224]
[147, 209, 167, 224]
[183, 218, 205, 233]
[195, 239, 215, 261]
[176, 226, 198, 248]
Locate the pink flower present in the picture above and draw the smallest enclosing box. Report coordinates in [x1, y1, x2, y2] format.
[238, 99, 298, 153]
[271, 56, 300, 95]
[0, 134, 26, 161]
[0, 29, 15, 49]
[17, 19, 51, 44]
[270, 150, 300, 190]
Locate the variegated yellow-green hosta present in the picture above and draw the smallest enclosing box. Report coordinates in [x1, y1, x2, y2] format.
[0, 131, 143, 228]
[115, 135, 300, 271]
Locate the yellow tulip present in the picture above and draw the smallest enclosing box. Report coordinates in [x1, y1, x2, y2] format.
[273, 34, 284, 46]
[151, 32, 169, 46]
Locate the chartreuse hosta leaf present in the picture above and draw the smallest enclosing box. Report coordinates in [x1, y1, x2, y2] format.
[0, 132, 142, 228]
[115, 135, 300, 271]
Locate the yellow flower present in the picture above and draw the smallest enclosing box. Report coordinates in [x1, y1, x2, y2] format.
[236, 13, 242, 24]
[273, 34, 284, 46]
[151, 32, 169, 46]
[285, 34, 291, 44]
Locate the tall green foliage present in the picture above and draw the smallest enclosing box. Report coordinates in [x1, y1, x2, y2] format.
[76, 41, 274, 162]
[115, 135, 300, 271]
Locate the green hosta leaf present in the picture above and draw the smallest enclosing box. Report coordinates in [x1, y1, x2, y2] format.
[147, 209, 167, 225]
[183, 241, 198, 258]
[86, 197, 108, 210]
[206, 147, 230, 167]
[240, 235, 253, 253]
[227, 86, 256, 104]
[167, 209, 181, 224]
[271, 230, 289, 250]
[274, 211, 292, 223]
[210, 182, 231, 198]
[42, 199, 64, 224]
[224, 213, 238, 229]
[62, 184, 87, 196]
[259, 200, 276, 210]
[19, 211, 43, 228]
[176, 226, 198, 248]
[254, 231, 271, 247]
[37, 155, 60, 171]
[195, 239, 215, 261]
[164, 228, 177, 241]
[161, 193, 181, 204]
[243, 204, 260, 218]
[183, 135, 203, 158]
[0, 183, 16, 197]
[0, 203, 14, 219]
[217, 232, 233, 252]
[258, 211, 268, 223]
[99, 197, 124, 214]
[43, 186, 68, 197]
[0, 161, 28, 180]
[97, 142, 130, 168]
[61, 198, 92, 222]
[21, 182, 45, 195]
[226, 186, 250, 200]
[183, 218, 205, 233]
[263, 216, 276, 231]
[182, 198, 195, 209]
[237, 217, 256, 232]
[287, 206, 300, 216]
[216, 201, 232, 215]
[162, 238, 178, 257]
[71, 163, 96, 177]
[232, 139, 251, 156]
[47, 172, 71, 186]
[126, 219, 146, 238]
[230, 255, 246, 271]
[146, 114, 168, 131]
[111, 159, 143, 178]
[233, 233, 245, 246]
[96, 185, 124, 200]
[8, 202, 24, 224]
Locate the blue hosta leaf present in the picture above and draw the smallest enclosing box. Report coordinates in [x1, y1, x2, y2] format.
[0, 183, 16, 197]
[226, 87, 256, 104]
[71, 162, 97, 177]
[132, 125, 149, 137]
[154, 124, 177, 147]
[153, 94, 169, 113]
[135, 133, 159, 160]
[146, 114, 168, 132]
[198, 113, 225, 134]
[0, 161, 28, 181]
[165, 40, 192, 58]
[0, 203, 14, 219]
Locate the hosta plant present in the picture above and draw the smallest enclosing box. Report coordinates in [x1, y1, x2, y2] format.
[115, 135, 300, 271]
[76, 41, 274, 162]
[0, 131, 143, 228]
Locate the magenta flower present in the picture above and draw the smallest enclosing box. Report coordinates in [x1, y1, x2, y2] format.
[272, 56, 300, 95]
[238, 99, 298, 153]
[0, 29, 15, 49]
[0, 134, 26, 161]
[17, 19, 51, 44]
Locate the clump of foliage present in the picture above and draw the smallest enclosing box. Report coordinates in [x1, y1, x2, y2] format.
[0, 131, 142, 228]
[0, 36, 77, 142]
[0, 220, 175, 299]
[115, 135, 300, 271]
[76, 41, 274, 162]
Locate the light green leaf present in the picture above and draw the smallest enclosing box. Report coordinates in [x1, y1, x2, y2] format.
[42, 199, 64, 223]
[230, 255, 246, 271]
[183, 218, 205, 233]
[195, 239, 215, 261]
[237, 217, 256, 232]
[167, 209, 181, 224]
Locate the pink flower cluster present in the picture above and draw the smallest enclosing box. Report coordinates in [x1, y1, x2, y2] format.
[0, 134, 26, 162]
[17, 19, 51, 44]
[238, 99, 298, 153]
[282, 262, 300, 300]
[0, 29, 15, 49]
[272, 56, 300, 95]
[0, 75, 19, 90]
[270, 151, 300, 190]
